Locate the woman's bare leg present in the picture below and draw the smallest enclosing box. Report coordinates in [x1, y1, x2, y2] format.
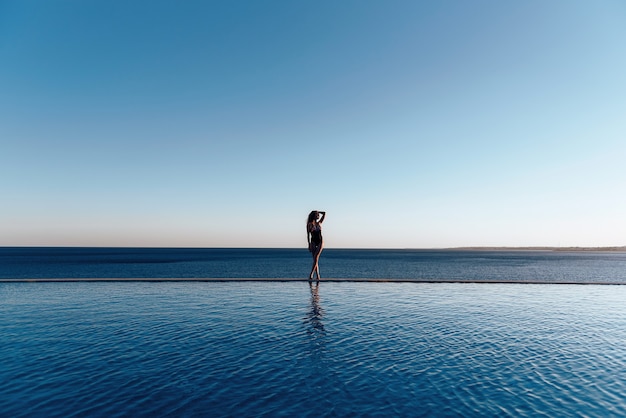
[309, 246, 323, 280]
[309, 253, 317, 280]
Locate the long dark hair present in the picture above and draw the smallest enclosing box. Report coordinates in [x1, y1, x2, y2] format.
[307, 211, 318, 224]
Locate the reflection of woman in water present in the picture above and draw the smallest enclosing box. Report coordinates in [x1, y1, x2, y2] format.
[307, 210, 326, 280]
[307, 281, 324, 333]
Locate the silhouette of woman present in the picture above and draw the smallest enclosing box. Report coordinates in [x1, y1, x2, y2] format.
[307, 210, 326, 280]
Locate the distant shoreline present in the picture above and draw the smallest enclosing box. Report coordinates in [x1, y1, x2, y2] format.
[446, 246, 626, 252]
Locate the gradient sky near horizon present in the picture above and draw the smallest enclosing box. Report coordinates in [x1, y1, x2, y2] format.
[2, 1, 625, 248]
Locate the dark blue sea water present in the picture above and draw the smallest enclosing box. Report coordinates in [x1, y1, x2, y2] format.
[2, 247, 626, 282]
[3, 248, 626, 417]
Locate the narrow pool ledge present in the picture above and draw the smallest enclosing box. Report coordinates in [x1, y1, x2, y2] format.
[0, 278, 623, 284]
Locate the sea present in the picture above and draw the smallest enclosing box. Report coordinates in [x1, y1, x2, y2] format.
[2, 247, 626, 282]
[2, 247, 626, 417]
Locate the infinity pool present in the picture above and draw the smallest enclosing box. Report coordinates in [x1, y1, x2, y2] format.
[2, 282, 626, 417]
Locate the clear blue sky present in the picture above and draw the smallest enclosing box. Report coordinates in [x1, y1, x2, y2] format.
[2, 1, 625, 248]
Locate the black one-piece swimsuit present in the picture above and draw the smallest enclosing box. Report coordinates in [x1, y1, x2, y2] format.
[310, 227, 322, 245]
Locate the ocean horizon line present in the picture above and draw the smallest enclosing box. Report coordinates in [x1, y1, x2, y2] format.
[1, 245, 626, 252]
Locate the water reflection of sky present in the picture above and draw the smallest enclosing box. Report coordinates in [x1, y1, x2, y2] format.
[3, 282, 626, 417]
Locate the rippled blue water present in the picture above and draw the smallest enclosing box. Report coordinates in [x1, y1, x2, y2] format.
[2, 247, 626, 283]
[2, 282, 626, 417]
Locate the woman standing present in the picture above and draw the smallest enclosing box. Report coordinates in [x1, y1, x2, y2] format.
[307, 210, 326, 280]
